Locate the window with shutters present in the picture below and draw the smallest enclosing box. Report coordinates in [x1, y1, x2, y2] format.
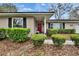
[8, 17, 26, 28]
[12, 18, 23, 28]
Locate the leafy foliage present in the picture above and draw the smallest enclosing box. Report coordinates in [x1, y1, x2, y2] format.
[31, 34, 47, 46]
[47, 29, 75, 36]
[0, 3, 17, 12]
[46, 29, 58, 36]
[0, 28, 6, 39]
[7, 28, 30, 42]
[51, 34, 66, 46]
[58, 29, 75, 34]
[71, 34, 79, 46]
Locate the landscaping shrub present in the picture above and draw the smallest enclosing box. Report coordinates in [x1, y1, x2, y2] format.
[71, 34, 79, 46]
[46, 29, 58, 36]
[58, 29, 75, 34]
[7, 28, 30, 42]
[51, 34, 66, 46]
[0, 28, 6, 39]
[47, 29, 75, 36]
[31, 34, 47, 46]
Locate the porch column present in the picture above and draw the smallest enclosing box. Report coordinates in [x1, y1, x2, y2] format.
[44, 16, 46, 34]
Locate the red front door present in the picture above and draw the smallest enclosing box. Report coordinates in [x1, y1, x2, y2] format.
[37, 20, 42, 33]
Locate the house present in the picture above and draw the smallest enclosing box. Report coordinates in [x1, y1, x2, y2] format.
[0, 12, 79, 35]
[47, 19, 79, 33]
[0, 12, 54, 35]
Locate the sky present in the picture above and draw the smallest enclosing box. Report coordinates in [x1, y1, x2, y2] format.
[13, 3, 79, 19]
[1, 3, 78, 19]
[14, 3, 70, 19]
[14, 3, 50, 12]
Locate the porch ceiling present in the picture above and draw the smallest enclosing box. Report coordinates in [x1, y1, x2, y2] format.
[0, 12, 54, 18]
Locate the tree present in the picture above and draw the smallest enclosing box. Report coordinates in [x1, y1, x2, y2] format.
[0, 3, 17, 12]
[49, 3, 73, 19]
[69, 6, 79, 20]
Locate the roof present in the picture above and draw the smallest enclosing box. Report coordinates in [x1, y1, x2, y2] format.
[0, 12, 54, 18]
[0, 12, 54, 13]
[47, 19, 79, 23]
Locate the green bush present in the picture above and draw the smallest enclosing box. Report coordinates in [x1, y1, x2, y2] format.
[71, 34, 79, 46]
[31, 34, 47, 46]
[58, 29, 75, 34]
[51, 34, 66, 46]
[46, 29, 58, 36]
[47, 29, 75, 36]
[7, 28, 30, 42]
[0, 28, 6, 39]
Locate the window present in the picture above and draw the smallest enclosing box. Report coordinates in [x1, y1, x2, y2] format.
[50, 23, 53, 28]
[8, 17, 26, 28]
[12, 18, 23, 28]
[48, 23, 53, 28]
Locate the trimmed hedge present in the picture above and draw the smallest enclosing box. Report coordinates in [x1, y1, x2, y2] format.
[7, 28, 30, 42]
[47, 29, 75, 36]
[58, 29, 75, 34]
[51, 34, 66, 46]
[71, 34, 79, 46]
[31, 34, 47, 46]
[46, 29, 58, 36]
[0, 28, 6, 39]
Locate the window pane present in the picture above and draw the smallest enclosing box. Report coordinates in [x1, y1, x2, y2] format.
[13, 18, 23, 28]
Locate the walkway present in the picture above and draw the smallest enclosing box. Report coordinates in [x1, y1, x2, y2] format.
[44, 38, 74, 45]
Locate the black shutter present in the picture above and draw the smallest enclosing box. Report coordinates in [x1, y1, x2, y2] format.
[23, 17, 26, 28]
[48, 23, 50, 28]
[8, 18, 12, 28]
[63, 23, 65, 29]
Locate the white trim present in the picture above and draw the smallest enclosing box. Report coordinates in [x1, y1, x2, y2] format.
[44, 16, 46, 34]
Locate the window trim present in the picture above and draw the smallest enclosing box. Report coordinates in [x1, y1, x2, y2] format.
[12, 17, 24, 28]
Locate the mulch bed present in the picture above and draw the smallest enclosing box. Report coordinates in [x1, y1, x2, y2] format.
[24, 45, 79, 56]
[0, 39, 79, 56]
[0, 39, 32, 56]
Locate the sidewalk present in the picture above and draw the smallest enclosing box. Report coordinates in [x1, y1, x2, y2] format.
[44, 38, 74, 45]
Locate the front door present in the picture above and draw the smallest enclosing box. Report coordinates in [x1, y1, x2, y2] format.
[37, 20, 42, 33]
